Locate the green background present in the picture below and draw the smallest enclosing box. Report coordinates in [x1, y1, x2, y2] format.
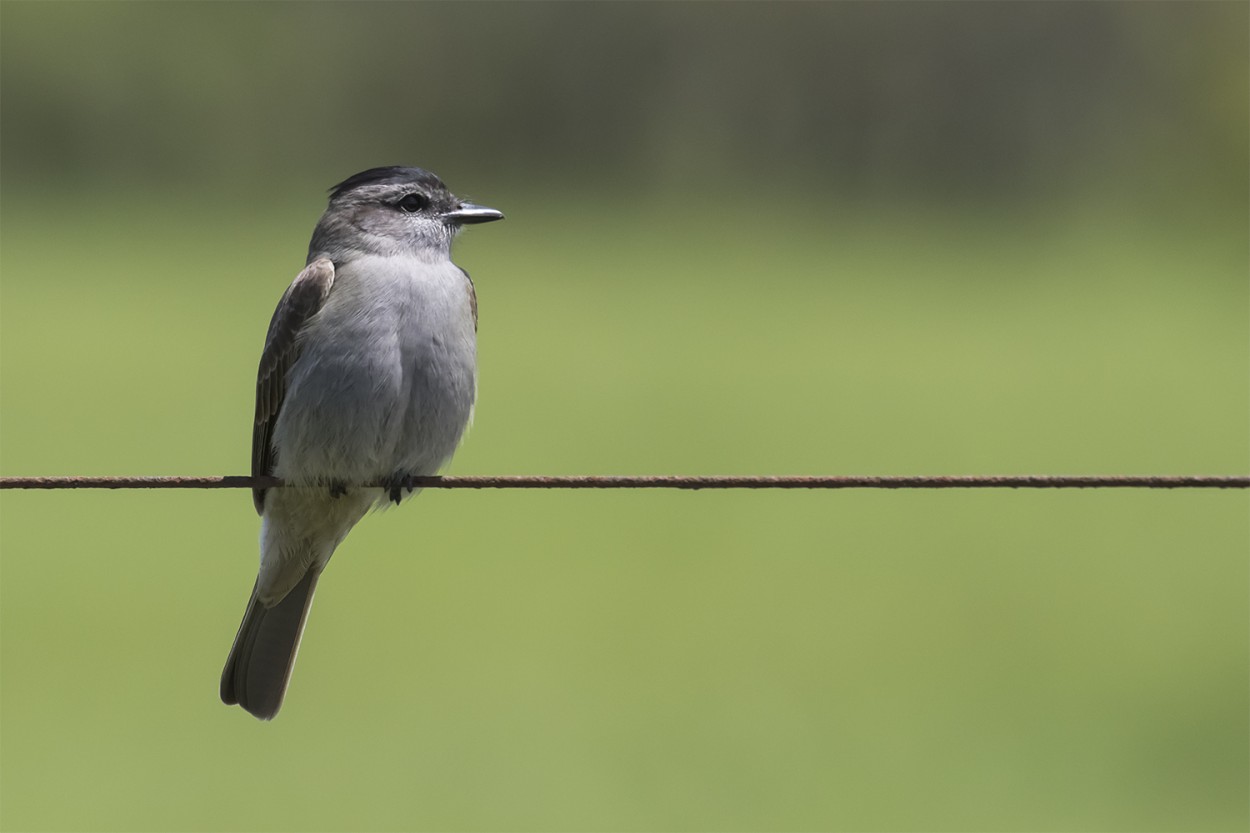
[1, 3, 1247, 831]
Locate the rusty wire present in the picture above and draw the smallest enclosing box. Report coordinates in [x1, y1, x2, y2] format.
[1, 474, 1246, 491]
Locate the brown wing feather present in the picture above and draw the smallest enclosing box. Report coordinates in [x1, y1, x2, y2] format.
[252, 258, 336, 513]
[460, 267, 478, 332]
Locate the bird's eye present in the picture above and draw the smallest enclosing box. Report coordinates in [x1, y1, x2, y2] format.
[396, 194, 428, 213]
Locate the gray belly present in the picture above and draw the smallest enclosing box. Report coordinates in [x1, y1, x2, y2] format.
[271, 257, 477, 485]
[392, 328, 477, 476]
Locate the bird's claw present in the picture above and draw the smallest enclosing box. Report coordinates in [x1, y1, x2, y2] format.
[384, 474, 410, 505]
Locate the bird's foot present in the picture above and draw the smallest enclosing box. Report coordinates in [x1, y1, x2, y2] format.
[382, 473, 412, 505]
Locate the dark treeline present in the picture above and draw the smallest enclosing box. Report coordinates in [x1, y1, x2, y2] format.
[1, 1, 1244, 203]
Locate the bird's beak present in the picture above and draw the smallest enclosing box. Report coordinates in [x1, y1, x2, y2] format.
[443, 203, 505, 225]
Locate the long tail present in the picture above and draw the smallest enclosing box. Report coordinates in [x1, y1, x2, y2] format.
[220, 569, 320, 720]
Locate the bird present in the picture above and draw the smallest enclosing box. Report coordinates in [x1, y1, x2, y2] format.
[220, 166, 503, 720]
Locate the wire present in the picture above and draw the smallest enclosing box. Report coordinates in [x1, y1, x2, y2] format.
[1, 475, 1246, 490]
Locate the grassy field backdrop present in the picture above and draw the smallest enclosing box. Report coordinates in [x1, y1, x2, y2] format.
[1, 191, 1247, 831]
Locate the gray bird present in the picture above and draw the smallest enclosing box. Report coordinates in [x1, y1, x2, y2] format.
[221, 167, 503, 720]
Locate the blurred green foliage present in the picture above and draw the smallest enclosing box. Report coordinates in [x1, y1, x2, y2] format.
[1, 2, 1247, 832]
[1, 1, 1246, 205]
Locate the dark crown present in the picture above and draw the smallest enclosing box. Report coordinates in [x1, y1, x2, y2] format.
[328, 167, 447, 201]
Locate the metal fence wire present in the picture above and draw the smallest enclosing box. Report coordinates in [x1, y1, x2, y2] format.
[2, 475, 1246, 491]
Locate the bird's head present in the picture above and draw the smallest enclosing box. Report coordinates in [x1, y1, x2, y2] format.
[309, 166, 503, 260]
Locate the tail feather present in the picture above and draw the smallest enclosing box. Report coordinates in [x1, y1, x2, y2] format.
[220, 569, 320, 720]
